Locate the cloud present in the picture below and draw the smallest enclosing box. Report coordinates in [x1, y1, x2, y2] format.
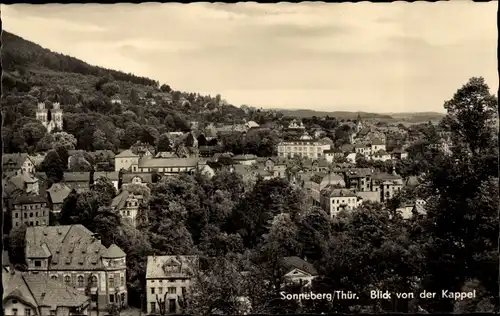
[1, 2, 497, 113]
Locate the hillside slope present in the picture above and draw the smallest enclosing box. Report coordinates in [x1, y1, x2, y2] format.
[1, 31, 256, 153]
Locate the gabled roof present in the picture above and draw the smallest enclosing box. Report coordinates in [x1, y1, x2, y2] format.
[3, 272, 90, 308]
[370, 138, 385, 146]
[2, 153, 31, 169]
[25, 225, 110, 270]
[93, 172, 119, 181]
[280, 257, 318, 276]
[146, 255, 199, 279]
[63, 172, 91, 183]
[12, 194, 47, 205]
[47, 183, 72, 204]
[102, 244, 126, 259]
[122, 173, 153, 184]
[372, 172, 402, 181]
[115, 149, 139, 158]
[138, 157, 199, 168]
[232, 154, 257, 161]
[373, 149, 390, 156]
[320, 186, 357, 198]
[111, 190, 129, 210]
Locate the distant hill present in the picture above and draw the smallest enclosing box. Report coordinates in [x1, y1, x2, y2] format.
[274, 109, 446, 123]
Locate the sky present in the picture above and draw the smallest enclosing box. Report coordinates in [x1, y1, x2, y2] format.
[1, 2, 497, 113]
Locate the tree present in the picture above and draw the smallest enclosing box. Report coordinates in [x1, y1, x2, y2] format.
[101, 82, 120, 97]
[68, 152, 94, 172]
[197, 134, 207, 147]
[40, 149, 65, 183]
[160, 84, 171, 93]
[8, 223, 27, 266]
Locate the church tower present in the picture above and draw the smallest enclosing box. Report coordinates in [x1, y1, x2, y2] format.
[52, 102, 64, 131]
[355, 113, 363, 133]
[36, 102, 48, 127]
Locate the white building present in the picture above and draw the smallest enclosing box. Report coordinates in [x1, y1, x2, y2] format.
[277, 139, 331, 160]
[36, 102, 63, 133]
[146, 256, 199, 315]
[319, 186, 362, 217]
[114, 150, 140, 172]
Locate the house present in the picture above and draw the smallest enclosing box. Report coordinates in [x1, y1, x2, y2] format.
[198, 146, 224, 158]
[245, 121, 259, 129]
[3, 154, 36, 176]
[286, 119, 306, 131]
[46, 183, 72, 214]
[232, 154, 257, 165]
[197, 161, 215, 179]
[345, 153, 357, 164]
[309, 172, 346, 206]
[63, 172, 91, 193]
[390, 148, 409, 160]
[370, 138, 386, 153]
[29, 153, 46, 169]
[121, 173, 153, 188]
[111, 191, 143, 227]
[319, 186, 362, 217]
[371, 171, 403, 203]
[3, 251, 11, 272]
[397, 199, 427, 220]
[130, 142, 155, 158]
[372, 149, 392, 162]
[7, 173, 39, 196]
[344, 169, 373, 192]
[146, 255, 199, 315]
[277, 139, 331, 160]
[93, 172, 120, 192]
[114, 150, 140, 172]
[323, 148, 344, 163]
[11, 195, 50, 228]
[91, 150, 116, 171]
[280, 256, 318, 288]
[131, 157, 200, 175]
[24, 225, 128, 310]
[264, 158, 287, 178]
[3, 269, 91, 316]
[155, 152, 178, 159]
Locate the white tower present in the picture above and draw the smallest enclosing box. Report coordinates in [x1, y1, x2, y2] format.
[35, 102, 63, 133]
[36, 102, 48, 125]
[52, 102, 64, 131]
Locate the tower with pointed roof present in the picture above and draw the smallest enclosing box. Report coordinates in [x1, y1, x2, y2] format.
[35, 102, 63, 133]
[355, 113, 363, 133]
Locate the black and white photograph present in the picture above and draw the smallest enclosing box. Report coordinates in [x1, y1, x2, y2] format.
[1, 2, 498, 315]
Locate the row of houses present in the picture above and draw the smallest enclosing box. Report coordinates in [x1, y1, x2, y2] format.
[3, 224, 318, 316]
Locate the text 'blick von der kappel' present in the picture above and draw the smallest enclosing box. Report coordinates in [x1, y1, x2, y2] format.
[370, 290, 477, 301]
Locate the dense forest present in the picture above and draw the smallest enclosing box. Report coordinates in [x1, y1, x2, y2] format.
[1, 31, 283, 154]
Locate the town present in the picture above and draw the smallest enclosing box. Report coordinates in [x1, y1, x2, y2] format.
[1, 3, 498, 316]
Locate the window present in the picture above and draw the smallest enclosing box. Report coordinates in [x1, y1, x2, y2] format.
[30, 212, 33, 218]
[51, 275, 57, 280]
[25, 309, 31, 316]
[30, 222, 33, 226]
[159, 287, 163, 294]
[34, 260, 41, 267]
[121, 276, 125, 286]
[151, 287, 155, 294]
[181, 287, 186, 295]
[35, 212, 38, 217]
[50, 311, 56, 316]
[168, 287, 176, 294]
[91, 295, 97, 302]
[109, 276, 114, 287]
[91, 275, 98, 287]
[150, 302, 156, 313]
[12, 309, 18, 316]
[109, 295, 114, 303]
[78, 275, 84, 287]
[64, 275, 71, 285]
[15, 212, 19, 218]
[35, 221, 39, 226]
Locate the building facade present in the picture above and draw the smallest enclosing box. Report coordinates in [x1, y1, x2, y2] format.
[320, 186, 362, 217]
[146, 256, 199, 315]
[277, 140, 331, 160]
[36, 102, 63, 133]
[24, 225, 128, 311]
[11, 195, 50, 228]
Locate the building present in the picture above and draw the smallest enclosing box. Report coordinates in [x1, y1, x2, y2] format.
[111, 191, 143, 227]
[232, 154, 257, 165]
[280, 256, 318, 289]
[121, 173, 153, 188]
[3, 154, 36, 176]
[3, 269, 91, 316]
[146, 255, 199, 315]
[245, 121, 259, 129]
[277, 139, 331, 160]
[11, 195, 50, 228]
[93, 172, 120, 192]
[390, 148, 408, 160]
[286, 119, 306, 131]
[114, 150, 140, 172]
[320, 186, 362, 217]
[372, 150, 391, 162]
[130, 157, 201, 175]
[35, 102, 63, 133]
[24, 225, 128, 310]
[371, 171, 403, 203]
[46, 183, 72, 214]
[7, 173, 39, 196]
[344, 169, 373, 192]
[63, 172, 91, 193]
[323, 148, 344, 163]
[370, 138, 386, 153]
[309, 173, 346, 206]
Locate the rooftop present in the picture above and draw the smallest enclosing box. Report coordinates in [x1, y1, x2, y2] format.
[146, 255, 199, 279]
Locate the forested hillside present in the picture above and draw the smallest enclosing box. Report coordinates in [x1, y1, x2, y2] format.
[1, 31, 265, 153]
